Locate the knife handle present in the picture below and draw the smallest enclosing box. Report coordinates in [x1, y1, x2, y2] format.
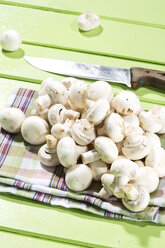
[130, 67, 165, 90]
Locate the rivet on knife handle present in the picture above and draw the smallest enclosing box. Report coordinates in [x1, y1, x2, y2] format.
[130, 67, 165, 90]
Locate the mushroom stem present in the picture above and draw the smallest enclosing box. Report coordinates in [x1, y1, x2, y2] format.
[46, 135, 58, 152]
[81, 149, 100, 164]
[115, 176, 129, 186]
[98, 187, 113, 199]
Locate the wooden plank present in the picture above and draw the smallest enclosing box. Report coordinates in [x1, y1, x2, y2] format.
[0, 230, 83, 248]
[0, 5, 165, 65]
[0, 44, 165, 106]
[1, 0, 165, 29]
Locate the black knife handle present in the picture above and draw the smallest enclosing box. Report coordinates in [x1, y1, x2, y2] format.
[130, 67, 165, 90]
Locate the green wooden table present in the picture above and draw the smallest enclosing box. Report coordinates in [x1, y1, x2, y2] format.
[0, 1, 165, 247]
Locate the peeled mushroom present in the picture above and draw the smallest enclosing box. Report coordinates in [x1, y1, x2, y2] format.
[112, 91, 141, 115]
[71, 119, 96, 145]
[65, 164, 92, 191]
[77, 11, 100, 31]
[139, 110, 162, 133]
[94, 136, 118, 164]
[87, 81, 113, 103]
[89, 160, 108, 181]
[0, 107, 25, 133]
[21, 116, 49, 145]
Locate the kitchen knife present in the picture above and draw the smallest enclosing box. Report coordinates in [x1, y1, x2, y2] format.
[24, 56, 165, 90]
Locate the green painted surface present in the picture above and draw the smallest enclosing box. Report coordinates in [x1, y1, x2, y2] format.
[1, 0, 165, 29]
[0, 4, 165, 64]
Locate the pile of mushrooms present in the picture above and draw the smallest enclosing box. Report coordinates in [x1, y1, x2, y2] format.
[0, 77, 165, 213]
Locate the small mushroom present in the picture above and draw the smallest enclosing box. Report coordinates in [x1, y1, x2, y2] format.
[89, 160, 108, 181]
[77, 11, 100, 31]
[61, 77, 78, 90]
[112, 91, 141, 115]
[87, 81, 113, 103]
[94, 136, 118, 164]
[122, 185, 150, 212]
[86, 99, 110, 125]
[21, 116, 49, 145]
[71, 119, 96, 145]
[51, 119, 74, 139]
[38, 135, 59, 167]
[150, 105, 165, 134]
[0, 107, 25, 133]
[139, 110, 162, 133]
[81, 149, 100, 164]
[0, 29, 22, 51]
[145, 146, 165, 178]
[65, 164, 93, 191]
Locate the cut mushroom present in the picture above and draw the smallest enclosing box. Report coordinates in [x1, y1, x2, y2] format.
[38, 135, 59, 167]
[71, 119, 96, 145]
[21, 116, 49, 145]
[0, 107, 25, 133]
[89, 160, 108, 181]
[65, 164, 92, 191]
[51, 119, 74, 139]
[77, 11, 100, 31]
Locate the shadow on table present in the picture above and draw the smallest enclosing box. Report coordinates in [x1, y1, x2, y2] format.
[2, 48, 25, 59]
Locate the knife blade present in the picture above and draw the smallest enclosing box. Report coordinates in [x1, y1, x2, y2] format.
[24, 56, 165, 90]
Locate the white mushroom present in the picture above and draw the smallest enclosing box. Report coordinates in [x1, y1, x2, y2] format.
[71, 119, 96, 145]
[48, 104, 80, 126]
[150, 105, 165, 134]
[123, 115, 140, 135]
[122, 185, 150, 212]
[38, 135, 59, 167]
[135, 160, 144, 167]
[0, 107, 25, 133]
[139, 110, 162, 133]
[0, 29, 22, 51]
[104, 113, 125, 143]
[77, 11, 100, 31]
[94, 136, 118, 164]
[31, 107, 49, 121]
[21, 116, 49, 145]
[87, 81, 113, 103]
[101, 173, 115, 196]
[86, 99, 110, 125]
[145, 146, 165, 178]
[51, 119, 74, 140]
[81, 149, 100, 164]
[112, 91, 141, 115]
[89, 160, 108, 181]
[144, 132, 161, 148]
[98, 187, 113, 199]
[61, 77, 78, 90]
[65, 164, 92, 191]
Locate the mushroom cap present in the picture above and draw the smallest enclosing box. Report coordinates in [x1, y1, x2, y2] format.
[144, 132, 161, 148]
[68, 80, 88, 109]
[87, 81, 113, 103]
[104, 113, 124, 143]
[21, 116, 49, 145]
[122, 185, 150, 212]
[123, 115, 139, 135]
[139, 110, 162, 133]
[57, 137, 77, 168]
[62, 77, 78, 90]
[145, 146, 165, 178]
[112, 91, 141, 115]
[86, 99, 110, 125]
[0, 29, 22, 51]
[77, 11, 100, 31]
[94, 136, 118, 164]
[89, 160, 108, 181]
[71, 119, 96, 145]
[38, 144, 59, 167]
[133, 166, 159, 193]
[65, 164, 92, 191]
[150, 105, 165, 134]
[48, 104, 65, 126]
[0, 107, 25, 133]
[39, 77, 68, 106]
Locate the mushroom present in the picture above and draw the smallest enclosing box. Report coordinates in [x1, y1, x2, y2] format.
[68, 80, 88, 109]
[61, 77, 78, 90]
[88, 160, 108, 181]
[101, 173, 115, 196]
[0, 29, 22, 51]
[122, 185, 150, 212]
[0, 107, 25, 133]
[36, 77, 68, 110]
[77, 11, 100, 31]
[98, 187, 113, 199]
[81, 149, 100, 164]
[65, 164, 92, 191]
[86, 99, 110, 125]
[31, 107, 49, 121]
[112, 91, 141, 115]
[57, 137, 87, 168]
[94, 136, 118, 164]
[104, 113, 125, 143]
[38, 135, 59, 167]
[87, 81, 113, 103]
[21, 116, 49, 145]
[150, 105, 165, 134]
[145, 146, 165, 178]
[123, 115, 140, 135]
[144, 132, 161, 148]
[48, 104, 80, 126]
[51, 119, 74, 139]
[133, 166, 159, 193]
[135, 160, 144, 167]
[71, 119, 96, 145]
[139, 110, 162, 133]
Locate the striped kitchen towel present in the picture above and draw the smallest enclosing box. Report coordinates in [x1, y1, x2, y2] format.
[0, 88, 165, 224]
